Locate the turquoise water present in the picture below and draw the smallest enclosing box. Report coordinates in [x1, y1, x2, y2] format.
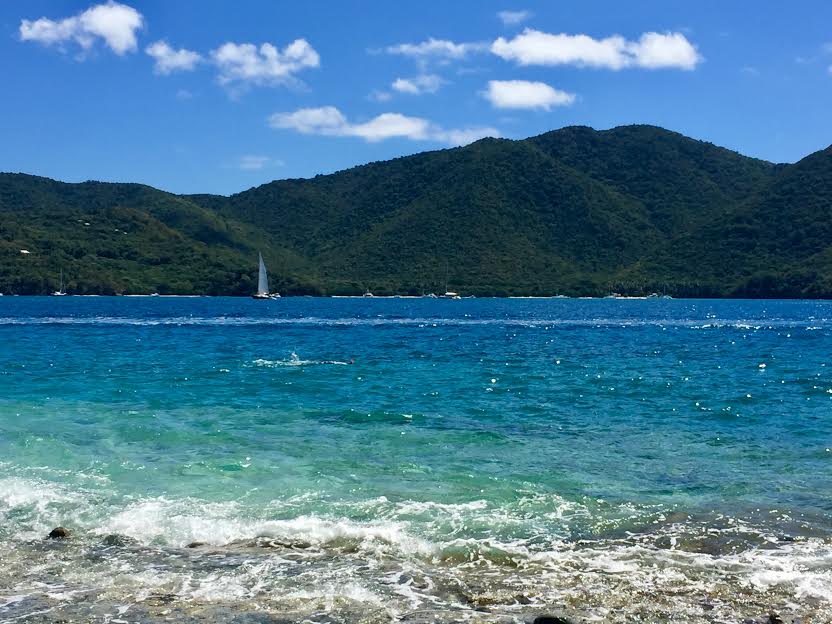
[1, 297, 831, 622]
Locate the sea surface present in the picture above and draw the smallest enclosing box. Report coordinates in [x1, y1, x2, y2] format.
[1, 297, 831, 623]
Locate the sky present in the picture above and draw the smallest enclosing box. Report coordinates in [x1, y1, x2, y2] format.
[1, 1, 831, 195]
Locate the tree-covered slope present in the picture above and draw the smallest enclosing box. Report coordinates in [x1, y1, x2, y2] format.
[638, 145, 832, 297]
[1, 125, 830, 296]
[528, 125, 777, 235]
[0, 174, 267, 295]
[219, 137, 661, 294]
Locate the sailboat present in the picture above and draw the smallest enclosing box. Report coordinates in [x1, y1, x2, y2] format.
[52, 270, 67, 296]
[252, 253, 279, 299]
[441, 262, 460, 299]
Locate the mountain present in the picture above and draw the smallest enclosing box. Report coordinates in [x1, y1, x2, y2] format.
[1, 125, 830, 297]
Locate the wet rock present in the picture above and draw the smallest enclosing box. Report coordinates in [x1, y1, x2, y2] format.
[533, 615, 576, 624]
[146, 593, 178, 605]
[101, 534, 135, 547]
[742, 615, 789, 624]
[186, 541, 206, 548]
[47, 526, 71, 540]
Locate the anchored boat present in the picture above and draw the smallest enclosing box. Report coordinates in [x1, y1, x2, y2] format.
[252, 253, 280, 299]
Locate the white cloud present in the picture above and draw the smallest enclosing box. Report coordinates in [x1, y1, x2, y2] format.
[269, 107, 428, 141]
[269, 106, 498, 146]
[20, 1, 143, 55]
[368, 89, 393, 102]
[630, 31, 702, 69]
[391, 74, 444, 95]
[176, 88, 194, 100]
[497, 10, 532, 26]
[270, 106, 348, 135]
[238, 155, 277, 170]
[146, 40, 201, 74]
[433, 126, 502, 146]
[212, 39, 319, 87]
[491, 28, 702, 70]
[349, 113, 432, 141]
[483, 80, 575, 110]
[386, 37, 486, 60]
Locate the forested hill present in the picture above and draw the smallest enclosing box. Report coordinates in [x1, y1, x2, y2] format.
[2, 125, 831, 297]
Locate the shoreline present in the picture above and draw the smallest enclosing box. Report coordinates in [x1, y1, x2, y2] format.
[3, 293, 832, 301]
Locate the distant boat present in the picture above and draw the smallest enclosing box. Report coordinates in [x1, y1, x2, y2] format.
[363, 291, 375, 297]
[441, 263, 460, 299]
[52, 270, 67, 296]
[252, 253, 279, 299]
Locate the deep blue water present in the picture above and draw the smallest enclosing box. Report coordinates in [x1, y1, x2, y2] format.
[1, 297, 831, 622]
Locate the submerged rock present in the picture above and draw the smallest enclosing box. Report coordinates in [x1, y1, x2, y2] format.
[742, 614, 790, 624]
[533, 615, 576, 624]
[101, 534, 136, 547]
[47, 526, 71, 540]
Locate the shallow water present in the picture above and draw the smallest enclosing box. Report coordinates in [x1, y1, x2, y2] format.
[1, 297, 831, 622]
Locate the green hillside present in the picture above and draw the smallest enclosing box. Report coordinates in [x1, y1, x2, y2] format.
[1, 125, 830, 297]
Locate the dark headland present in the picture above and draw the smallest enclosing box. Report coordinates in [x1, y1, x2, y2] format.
[2, 124, 831, 298]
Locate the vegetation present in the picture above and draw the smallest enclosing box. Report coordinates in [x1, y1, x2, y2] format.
[1, 125, 831, 297]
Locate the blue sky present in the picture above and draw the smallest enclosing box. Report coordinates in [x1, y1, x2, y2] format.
[1, 1, 831, 195]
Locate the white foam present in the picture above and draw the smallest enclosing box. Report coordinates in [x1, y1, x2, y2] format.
[95, 497, 436, 556]
[252, 353, 349, 367]
[1, 315, 828, 331]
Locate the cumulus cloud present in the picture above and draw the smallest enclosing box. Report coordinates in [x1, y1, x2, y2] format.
[269, 106, 498, 146]
[491, 29, 702, 70]
[391, 74, 444, 95]
[483, 80, 575, 110]
[19, 1, 143, 55]
[630, 31, 702, 69]
[212, 39, 319, 87]
[269, 107, 428, 141]
[146, 40, 201, 74]
[386, 37, 486, 61]
[497, 10, 532, 26]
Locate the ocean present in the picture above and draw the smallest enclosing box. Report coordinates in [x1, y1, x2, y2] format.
[1, 297, 830, 623]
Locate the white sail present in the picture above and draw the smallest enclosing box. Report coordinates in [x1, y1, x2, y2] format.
[257, 253, 269, 296]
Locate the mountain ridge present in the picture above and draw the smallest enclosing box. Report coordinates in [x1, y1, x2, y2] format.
[1, 124, 831, 297]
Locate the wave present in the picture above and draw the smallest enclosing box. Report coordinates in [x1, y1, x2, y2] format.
[251, 353, 352, 367]
[2, 476, 831, 621]
[0, 315, 829, 330]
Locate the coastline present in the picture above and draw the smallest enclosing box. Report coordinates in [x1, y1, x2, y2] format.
[4, 293, 832, 301]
